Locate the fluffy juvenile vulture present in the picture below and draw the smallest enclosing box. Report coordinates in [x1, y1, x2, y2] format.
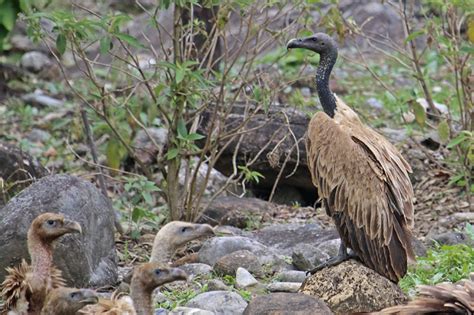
[41, 287, 98, 315]
[377, 273, 474, 314]
[150, 221, 215, 263]
[287, 33, 415, 282]
[0, 212, 82, 315]
[80, 263, 188, 315]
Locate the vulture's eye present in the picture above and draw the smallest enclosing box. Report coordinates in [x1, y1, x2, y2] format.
[70, 292, 80, 299]
[154, 269, 161, 275]
[181, 227, 188, 233]
[47, 220, 56, 226]
[321, 42, 325, 46]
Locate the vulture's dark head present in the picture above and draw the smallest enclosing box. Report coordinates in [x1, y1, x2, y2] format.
[287, 33, 337, 55]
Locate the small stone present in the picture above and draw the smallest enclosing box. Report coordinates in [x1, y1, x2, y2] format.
[20, 51, 51, 73]
[26, 128, 51, 143]
[300, 87, 311, 97]
[179, 263, 213, 278]
[22, 91, 64, 108]
[366, 97, 383, 110]
[267, 282, 301, 293]
[213, 249, 262, 277]
[206, 279, 230, 291]
[243, 293, 332, 315]
[275, 270, 306, 283]
[236, 267, 258, 289]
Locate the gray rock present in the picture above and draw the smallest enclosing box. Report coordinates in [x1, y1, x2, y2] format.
[178, 157, 228, 197]
[132, 127, 168, 165]
[300, 260, 407, 313]
[313, 238, 341, 265]
[169, 307, 215, 315]
[155, 309, 169, 315]
[199, 237, 287, 273]
[366, 97, 383, 110]
[252, 223, 338, 256]
[0, 174, 118, 287]
[275, 270, 307, 283]
[236, 267, 258, 289]
[243, 293, 332, 315]
[20, 51, 51, 73]
[428, 231, 474, 247]
[22, 91, 64, 108]
[186, 291, 247, 315]
[26, 128, 51, 143]
[267, 282, 301, 293]
[179, 263, 213, 278]
[213, 250, 263, 277]
[206, 279, 230, 291]
[380, 127, 410, 143]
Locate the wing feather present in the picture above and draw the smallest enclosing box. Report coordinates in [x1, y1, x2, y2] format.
[306, 105, 414, 282]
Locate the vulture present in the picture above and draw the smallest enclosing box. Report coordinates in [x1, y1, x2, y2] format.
[377, 273, 474, 314]
[287, 33, 415, 282]
[41, 287, 98, 315]
[80, 262, 188, 315]
[150, 221, 215, 263]
[0, 212, 82, 315]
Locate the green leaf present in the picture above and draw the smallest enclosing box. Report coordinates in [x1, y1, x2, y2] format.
[177, 119, 187, 138]
[56, 33, 66, 55]
[166, 148, 179, 160]
[106, 138, 122, 170]
[100, 36, 111, 54]
[447, 133, 467, 148]
[114, 32, 143, 48]
[132, 207, 146, 222]
[186, 133, 205, 141]
[175, 67, 185, 84]
[142, 191, 153, 205]
[412, 101, 426, 126]
[437, 120, 449, 144]
[404, 30, 424, 43]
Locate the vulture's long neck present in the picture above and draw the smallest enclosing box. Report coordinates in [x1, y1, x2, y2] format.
[130, 281, 152, 315]
[316, 49, 338, 118]
[27, 231, 54, 281]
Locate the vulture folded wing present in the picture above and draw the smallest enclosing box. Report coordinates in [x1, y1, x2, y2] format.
[0, 260, 32, 314]
[307, 111, 414, 282]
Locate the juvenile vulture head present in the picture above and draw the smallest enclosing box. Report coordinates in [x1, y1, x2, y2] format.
[150, 221, 215, 263]
[41, 287, 98, 315]
[29, 212, 82, 245]
[287, 33, 337, 55]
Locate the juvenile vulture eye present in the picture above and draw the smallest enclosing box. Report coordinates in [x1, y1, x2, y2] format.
[154, 269, 161, 275]
[47, 220, 56, 226]
[70, 292, 79, 299]
[321, 42, 325, 46]
[181, 227, 188, 233]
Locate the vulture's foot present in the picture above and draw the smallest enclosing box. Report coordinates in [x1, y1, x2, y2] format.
[306, 244, 356, 275]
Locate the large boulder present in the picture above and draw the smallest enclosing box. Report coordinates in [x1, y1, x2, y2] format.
[243, 293, 332, 315]
[300, 260, 407, 313]
[0, 174, 118, 287]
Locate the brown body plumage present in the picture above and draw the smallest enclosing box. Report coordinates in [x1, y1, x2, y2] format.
[80, 263, 188, 315]
[0, 213, 82, 315]
[288, 33, 415, 282]
[41, 287, 98, 315]
[377, 273, 474, 314]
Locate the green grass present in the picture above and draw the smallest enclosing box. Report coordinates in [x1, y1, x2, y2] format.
[399, 242, 474, 296]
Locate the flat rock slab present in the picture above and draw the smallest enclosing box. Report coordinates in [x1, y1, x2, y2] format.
[0, 174, 117, 287]
[300, 260, 407, 313]
[243, 292, 332, 315]
[186, 291, 247, 315]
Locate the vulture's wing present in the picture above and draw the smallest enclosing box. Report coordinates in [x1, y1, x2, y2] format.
[49, 266, 66, 289]
[307, 110, 414, 281]
[0, 260, 32, 314]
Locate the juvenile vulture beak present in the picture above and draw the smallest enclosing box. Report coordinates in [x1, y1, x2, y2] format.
[172, 268, 189, 282]
[79, 289, 99, 304]
[64, 219, 82, 234]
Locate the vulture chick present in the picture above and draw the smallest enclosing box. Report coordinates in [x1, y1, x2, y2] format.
[287, 33, 415, 282]
[81, 263, 188, 315]
[41, 287, 98, 315]
[377, 273, 474, 314]
[150, 221, 214, 263]
[0, 212, 82, 315]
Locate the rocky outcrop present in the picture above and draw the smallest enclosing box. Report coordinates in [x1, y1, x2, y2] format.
[300, 260, 407, 314]
[243, 293, 332, 315]
[0, 174, 118, 287]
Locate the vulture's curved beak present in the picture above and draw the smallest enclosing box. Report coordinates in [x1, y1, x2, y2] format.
[64, 219, 82, 234]
[287, 38, 303, 50]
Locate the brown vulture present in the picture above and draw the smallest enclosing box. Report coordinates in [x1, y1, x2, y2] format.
[41, 287, 98, 315]
[377, 273, 474, 314]
[0, 213, 82, 314]
[287, 33, 415, 282]
[80, 262, 188, 315]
